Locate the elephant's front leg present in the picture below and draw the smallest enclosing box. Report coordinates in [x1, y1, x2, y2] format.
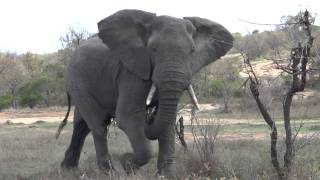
[157, 123, 176, 177]
[116, 68, 152, 174]
[117, 112, 152, 174]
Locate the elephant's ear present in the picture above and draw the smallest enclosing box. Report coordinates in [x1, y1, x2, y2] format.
[98, 10, 156, 80]
[183, 17, 233, 74]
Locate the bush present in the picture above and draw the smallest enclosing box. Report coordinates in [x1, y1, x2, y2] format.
[0, 93, 13, 110]
[281, 74, 291, 86]
[232, 88, 243, 98]
[209, 79, 243, 99]
[209, 79, 224, 97]
[17, 77, 47, 108]
[19, 93, 42, 108]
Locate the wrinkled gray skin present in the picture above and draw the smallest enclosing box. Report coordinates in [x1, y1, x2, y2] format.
[61, 9, 233, 178]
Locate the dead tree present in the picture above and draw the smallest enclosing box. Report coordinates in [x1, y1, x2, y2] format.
[282, 10, 313, 175]
[242, 10, 314, 180]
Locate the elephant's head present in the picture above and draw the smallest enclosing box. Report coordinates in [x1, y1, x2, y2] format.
[98, 9, 233, 140]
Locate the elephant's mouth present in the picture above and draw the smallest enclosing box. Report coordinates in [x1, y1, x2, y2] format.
[146, 83, 200, 109]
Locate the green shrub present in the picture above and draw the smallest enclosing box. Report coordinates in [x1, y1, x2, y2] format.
[0, 93, 13, 110]
[19, 93, 42, 108]
[232, 88, 243, 98]
[210, 79, 224, 97]
[211, 79, 224, 90]
[17, 77, 47, 108]
[281, 74, 291, 86]
[209, 79, 243, 99]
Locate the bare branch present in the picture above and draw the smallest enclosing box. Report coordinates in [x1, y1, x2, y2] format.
[238, 18, 300, 26]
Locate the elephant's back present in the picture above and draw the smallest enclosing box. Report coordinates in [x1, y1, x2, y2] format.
[76, 36, 110, 58]
[67, 36, 111, 85]
[66, 37, 118, 110]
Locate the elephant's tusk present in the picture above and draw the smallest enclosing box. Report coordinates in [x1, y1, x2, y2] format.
[187, 84, 200, 110]
[146, 83, 156, 106]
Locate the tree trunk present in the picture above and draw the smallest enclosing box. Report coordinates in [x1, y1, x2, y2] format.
[222, 81, 231, 113]
[10, 86, 17, 109]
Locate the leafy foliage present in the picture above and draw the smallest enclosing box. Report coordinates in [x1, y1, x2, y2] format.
[17, 77, 47, 108]
[0, 26, 91, 109]
[0, 93, 14, 110]
[210, 79, 224, 96]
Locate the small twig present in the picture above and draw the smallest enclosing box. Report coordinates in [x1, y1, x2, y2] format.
[308, 68, 320, 71]
[292, 121, 304, 143]
[294, 132, 320, 152]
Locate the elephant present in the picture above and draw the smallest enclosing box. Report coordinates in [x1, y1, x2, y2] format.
[56, 9, 233, 178]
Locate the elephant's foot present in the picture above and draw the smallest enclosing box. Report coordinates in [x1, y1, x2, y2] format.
[157, 161, 177, 179]
[120, 153, 140, 175]
[97, 158, 117, 174]
[61, 158, 79, 170]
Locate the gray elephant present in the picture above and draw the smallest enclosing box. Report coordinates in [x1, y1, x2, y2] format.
[57, 9, 233, 178]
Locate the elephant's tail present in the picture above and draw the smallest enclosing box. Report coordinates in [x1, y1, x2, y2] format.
[55, 93, 71, 139]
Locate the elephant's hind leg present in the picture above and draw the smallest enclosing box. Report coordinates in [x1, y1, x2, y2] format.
[91, 125, 114, 172]
[61, 107, 90, 169]
[73, 93, 114, 172]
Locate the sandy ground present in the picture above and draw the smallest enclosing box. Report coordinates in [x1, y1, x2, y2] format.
[0, 105, 259, 126]
[239, 59, 283, 78]
[1, 107, 319, 126]
[1, 107, 319, 142]
[0, 108, 73, 124]
[183, 132, 269, 141]
[0, 104, 217, 125]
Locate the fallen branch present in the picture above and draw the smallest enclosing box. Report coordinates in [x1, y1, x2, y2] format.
[175, 116, 188, 151]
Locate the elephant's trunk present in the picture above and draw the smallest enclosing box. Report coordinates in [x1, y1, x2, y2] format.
[145, 87, 182, 140]
[145, 65, 188, 140]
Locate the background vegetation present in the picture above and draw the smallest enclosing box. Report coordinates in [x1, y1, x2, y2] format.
[0, 11, 320, 180]
[0, 14, 319, 112]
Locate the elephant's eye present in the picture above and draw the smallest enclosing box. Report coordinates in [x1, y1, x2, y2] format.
[151, 47, 157, 52]
[190, 45, 195, 54]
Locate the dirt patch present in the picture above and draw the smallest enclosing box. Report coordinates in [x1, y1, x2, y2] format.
[0, 109, 74, 124]
[183, 132, 268, 142]
[239, 59, 282, 78]
[183, 131, 320, 142]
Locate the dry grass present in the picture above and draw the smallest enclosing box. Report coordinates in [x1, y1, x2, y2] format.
[1, 118, 320, 180]
[0, 104, 320, 179]
[0, 123, 159, 180]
